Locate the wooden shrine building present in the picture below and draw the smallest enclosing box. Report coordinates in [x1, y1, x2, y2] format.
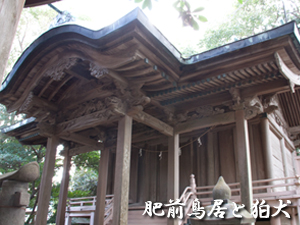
[2, 8, 300, 225]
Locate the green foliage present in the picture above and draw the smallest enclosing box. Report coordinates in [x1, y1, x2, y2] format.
[5, 6, 56, 76]
[70, 168, 99, 196]
[198, 0, 300, 51]
[134, 0, 207, 30]
[173, 0, 207, 30]
[72, 151, 100, 172]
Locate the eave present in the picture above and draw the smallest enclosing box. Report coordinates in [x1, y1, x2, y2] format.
[24, 0, 61, 7]
[1, 8, 300, 147]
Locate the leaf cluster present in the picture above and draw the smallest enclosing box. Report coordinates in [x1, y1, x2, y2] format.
[134, 0, 207, 30]
[199, 0, 300, 51]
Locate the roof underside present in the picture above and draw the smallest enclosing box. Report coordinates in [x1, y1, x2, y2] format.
[25, 0, 61, 7]
[1, 8, 300, 147]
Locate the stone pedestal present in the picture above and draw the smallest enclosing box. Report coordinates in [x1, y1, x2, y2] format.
[0, 180, 30, 225]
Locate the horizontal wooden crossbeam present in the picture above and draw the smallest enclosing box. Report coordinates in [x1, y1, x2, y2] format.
[175, 111, 236, 134]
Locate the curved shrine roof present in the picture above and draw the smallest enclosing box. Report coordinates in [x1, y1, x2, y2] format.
[1, 8, 300, 147]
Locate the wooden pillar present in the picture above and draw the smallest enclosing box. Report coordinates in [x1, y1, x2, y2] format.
[94, 149, 110, 225]
[207, 132, 215, 185]
[261, 115, 275, 179]
[0, 0, 25, 81]
[235, 110, 253, 214]
[65, 214, 72, 225]
[35, 136, 59, 225]
[112, 115, 132, 225]
[167, 133, 180, 225]
[291, 208, 297, 225]
[56, 153, 72, 225]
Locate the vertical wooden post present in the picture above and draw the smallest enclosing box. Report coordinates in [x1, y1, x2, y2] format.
[64, 214, 72, 225]
[90, 212, 95, 225]
[261, 115, 274, 179]
[35, 136, 59, 225]
[297, 199, 300, 225]
[167, 133, 180, 225]
[235, 110, 253, 215]
[94, 149, 110, 225]
[56, 153, 72, 225]
[291, 208, 297, 225]
[112, 115, 132, 225]
[207, 132, 215, 185]
[0, 0, 25, 81]
[270, 208, 281, 225]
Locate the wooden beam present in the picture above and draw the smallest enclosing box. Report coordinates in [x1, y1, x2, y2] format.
[289, 126, 300, 134]
[172, 92, 232, 114]
[0, 0, 25, 82]
[167, 134, 180, 225]
[275, 49, 300, 92]
[56, 107, 124, 135]
[56, 153, 71, 225]
[175, 111, 235, 134]
[235, 110, 253, 214]
[108, 70, 128, 86]
[112, 115, 133, 225]
[60, 133, 103, 150]
[94, 149, 110, 225]
[241, 79, 289, 98]
[32, 95, 58, 112]
[48, 75, 72, 101]
[38, 78, 53, 97]
[66, 146, 96, 156]
[130, 110, 173, 136]
[35, 136, 59, 225]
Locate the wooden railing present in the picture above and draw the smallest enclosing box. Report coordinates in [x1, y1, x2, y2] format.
[62, 176, 300, 225]
[65, 194, 114, 225]
[179, 175, 300, 225]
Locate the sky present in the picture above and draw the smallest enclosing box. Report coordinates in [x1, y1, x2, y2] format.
[50, 0, 236, 53]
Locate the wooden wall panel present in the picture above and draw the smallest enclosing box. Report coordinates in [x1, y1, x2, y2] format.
[285, 148, 294, 177]
[213, 132, 220, 183]
[158, 145, 168, 203]
[218, 129, 236, 183]
[180, 142, 193, 193]
[137, 147, 148, 204]
[149, 146, 158, 202]
[249, 124, 258, 181]
[270, 131, 284, 178]
[250, 123, 266, 180]
[270, 131, 285, 192]
[198, 135, 208, 186]
[130, 148, 139, 203]
[106, 152, 115, 194]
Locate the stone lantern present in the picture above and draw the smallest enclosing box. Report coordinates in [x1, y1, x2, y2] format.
[190, 176, 255, 225]
[0, 162, 40, 225]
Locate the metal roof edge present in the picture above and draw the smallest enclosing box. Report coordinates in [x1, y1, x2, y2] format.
[183, 21, 298, 64]
[0, 8, 182, 93]
[1, 117, 36, 134]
